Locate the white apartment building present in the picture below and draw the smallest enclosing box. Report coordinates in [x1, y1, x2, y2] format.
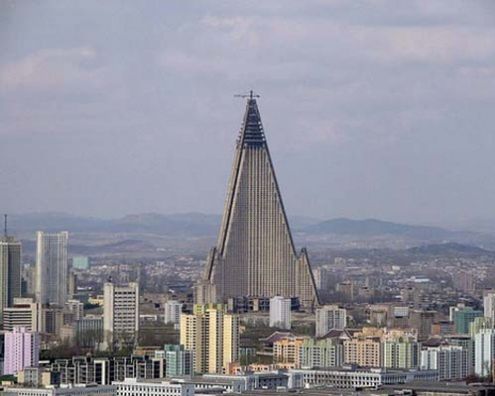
[420, 345, 469, 380]
[35, 231, 69, 306]
[164, 300, 183, 329]
[474, 327, 495, 377]
[315, 305, 347, 337]
[269, 296, 291, 330]
[103, 282, 139, 349]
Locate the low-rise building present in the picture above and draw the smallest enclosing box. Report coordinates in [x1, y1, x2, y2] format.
[49, 355, 164, 385]
[3, 385, 115, 396]
[114, 378, 194, 396]
[3, 298, 43, 332]
[289, 367, 438, 389]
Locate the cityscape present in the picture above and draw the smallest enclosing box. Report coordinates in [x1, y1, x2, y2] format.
[2, 2, 495, 396]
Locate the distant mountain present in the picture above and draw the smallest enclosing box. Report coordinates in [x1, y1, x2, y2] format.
[289, 215, 322, 230]
[8, 212, 322, 237]
[112, 213, 220, 235]
[7, 212, 108, 233]
[9, 213, 489, 247]
[8, 212, 220, 236]
[407, 242, 492, 256]
[303, 218, 457, 239]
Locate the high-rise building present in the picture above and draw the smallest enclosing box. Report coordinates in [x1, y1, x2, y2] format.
[68, 271, 77, 300]
[420, 345, 469, 381]
[298, 338, 344, 369]
[35, 231, 69, 306]
[164, 300, 183, 329]
[382, 329, 420, 369]
[431, 320, 455, 336]
[179, 304, 239, 374]
[273, 335, 308, 366]
[343, 327, 383, 368]
[367, 304, 391, 327]
[409, 310, 435, 341]
[0, 221, 22, 321]
[315, 305, 347, 337]
[453, 270, 475, 293]
[483, 291, 495, 322]
[43, 305, 64, 335]
[269, 296, 291, 330]
[65, 299, 84, 322]
[3, 298, 43, 332]
[4, 326, 40, 375]
[72, 256, 89, 270]
[21, 264, 36, 297]
[75, 315, 103, 348]
[474, 327, 495, 377]
[452, 306, 482, 335]
[193, 280, 217, 305]
[312, 267, 331, 292]
[103, 282, 139, 349]
[336, 281, 354, 301]
[164, 344, 194, 377]
[446, 334, 475, 375]
[201, 94, 319, 309]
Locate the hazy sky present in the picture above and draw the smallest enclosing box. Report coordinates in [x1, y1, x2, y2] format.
[1, 1, 495, 226]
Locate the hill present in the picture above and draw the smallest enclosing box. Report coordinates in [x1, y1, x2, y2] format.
[407, 242, 491, 256]
[303, 218, 457, 240]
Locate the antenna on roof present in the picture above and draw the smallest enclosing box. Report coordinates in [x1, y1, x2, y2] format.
[3, 214, 7, 238]
[234, 90, 260, 100]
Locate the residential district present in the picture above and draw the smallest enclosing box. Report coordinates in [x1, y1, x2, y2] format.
[2, 97, 495, 396]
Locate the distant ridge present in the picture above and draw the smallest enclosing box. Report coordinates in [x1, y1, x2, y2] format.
[6, 212, 484, 242]
[407, 242, 492, 256]
[7, 212, 221, 236]
[303, 218, 456, 239]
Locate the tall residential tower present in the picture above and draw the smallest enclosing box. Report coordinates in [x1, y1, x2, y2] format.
[180, 304, 239, 374]
[35, 231, 69, 306]
[103, 281, 140, 349]
[0, 216, 22, 321]
[201, 93, 319, 309]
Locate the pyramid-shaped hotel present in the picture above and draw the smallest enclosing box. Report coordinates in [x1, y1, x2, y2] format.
[200, 93, 319, 309]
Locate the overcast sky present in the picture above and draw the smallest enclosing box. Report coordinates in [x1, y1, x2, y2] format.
[1, 1, 495, 226]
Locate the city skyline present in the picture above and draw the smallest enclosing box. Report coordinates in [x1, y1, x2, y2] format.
[3, 2, 495, 395]
[2, 1, 495, 227]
